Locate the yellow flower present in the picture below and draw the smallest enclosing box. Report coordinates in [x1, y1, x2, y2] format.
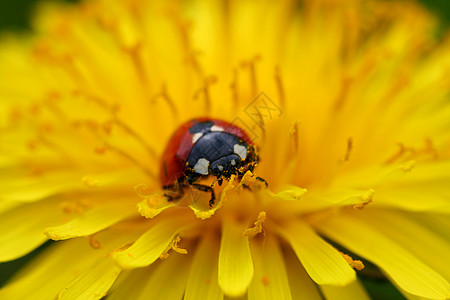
[1, 0, 450, 299]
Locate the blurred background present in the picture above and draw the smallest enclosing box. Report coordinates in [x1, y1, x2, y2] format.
[1, 0, 450, 31]
[0, 0, 449, 299]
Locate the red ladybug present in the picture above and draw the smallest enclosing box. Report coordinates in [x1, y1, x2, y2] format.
[160, 118, 266, 207]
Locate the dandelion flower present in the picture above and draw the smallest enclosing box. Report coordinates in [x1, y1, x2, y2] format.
[1, 0, 450, 299]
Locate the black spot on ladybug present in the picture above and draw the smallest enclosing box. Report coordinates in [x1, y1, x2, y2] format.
[188, 120, 214, 134]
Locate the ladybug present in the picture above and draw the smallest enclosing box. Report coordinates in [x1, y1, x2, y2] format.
[160, 118, 266, 207]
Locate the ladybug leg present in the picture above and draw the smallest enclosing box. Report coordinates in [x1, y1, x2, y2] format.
[191, 183, 216, 208]
[209, 177, 223, 187]
[255, 176, 268, 188]
[241, 176, 268, 190]
[163, 181, 185, 202]
[163, 189, 184, 202]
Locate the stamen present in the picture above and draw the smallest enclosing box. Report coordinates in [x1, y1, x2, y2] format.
[385, 139, 439, 164]
[261, 276, 270, 286]
[340, 252, 365, 270]
[193, 75, 217, 114]
[88, 234, 102, 249]
[104, 142, 156, 179]
[270, 187, 308, 201]
[124, 42, 151, 99]
[352, 189, 374, 210]
[376, 160, 415, 186]
[27, 140, 39, 151]
[78, 102, 158, 178]
[110, 118, 158, 160]
[384, 143, 407, 164]
[343, 4, 361, 60]
[94, 146, 108, 155]
[125, 0, 144, 22]
[9, 107, 23, 125]
[77, 91, 117, 115]
[168, 11, 203, 76]
[159, 236, 188, 259]
[342, 137, 353, 162]
[136, 185, 175, 218]
[42, 91, 68, 123]
[382, 73, 410, 105]
[35, 135, 70, 159]
[150, 83, 179, 119]
[78, 91, 159, 159]
[289, 120, 301, 153]
[230, 68, 239, 107]
[399, 160, 415, 172]
[241, 55, 261, 96]
[60, 54, 87, 86]
[275, 66, 286, 109]
[135, 183, 152, 198]
[334, 76, 352, 111]
[243, 211, 267, 237]
[60, 199, 91, 214]
[96, 13, 118, 32]
[82, 176, 101, 188]
[237, 171, 261, 190]
[423, 138, 439, 159]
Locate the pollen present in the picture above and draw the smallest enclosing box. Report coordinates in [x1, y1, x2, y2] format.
[339, 252, 365, 271]
[159, 236, 188, 260]
[82, 176, 101, 188]
[243, 211, 267, 237]
[353, 189, 374, 210]
[88, 235, 102, 249]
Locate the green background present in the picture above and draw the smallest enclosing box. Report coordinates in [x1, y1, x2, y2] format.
[1, 0, 450, 31]
[0, 0, 449, 299]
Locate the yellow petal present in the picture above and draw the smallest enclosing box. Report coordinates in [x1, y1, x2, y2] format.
[320, 279, 370, 300]
[361, 210, 450, 281]
[224, 295, 247, 300]
[112, 213, 195, 268]
[336, 161, 450, 213]
[0, 239, 101, 299]
[283, 246, 322, 300]
[375, 187, 450, 213]
[0, 201, 22, 215]
[185, 233, 223, 300]
[413, 213, 450, 240]
[0, 227, 143, 299]
[218, 219, 254, 297]
[270, 186, 308, 201]
[269, 188, 374, 215]
[107, 268, 153, 300]
[276, 220, 355, 286]
[317, 214, 450, 299]
[248, 235, 291, 300]
[0, 198, 65, 262]
[386, 160, 450, 185]
[58, 258, 121, 300]
[391, 278, 437, 300]
[137, 248, 192, 300]
[45, 201, 136, 240]
[0, 171, 82, 202]
[137, 193, 175, 219]
[81, 169, 144, 188]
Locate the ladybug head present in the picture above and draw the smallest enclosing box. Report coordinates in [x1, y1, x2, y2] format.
[210, 154, 242, 178]
[210, 144, 259, 179]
